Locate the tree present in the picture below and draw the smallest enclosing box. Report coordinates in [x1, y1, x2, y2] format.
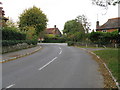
[6, 18, 19, 29]
[24, 26, 37, 40]
[76, 15, 91, 33]
[19, 6, 48, 35]
[63, 19, 85, 34]
[63, 19, 85, 42]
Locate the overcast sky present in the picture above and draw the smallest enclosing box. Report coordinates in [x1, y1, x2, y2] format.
[0, 0, 118, 32]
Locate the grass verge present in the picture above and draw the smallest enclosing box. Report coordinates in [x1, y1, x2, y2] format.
[93, 49, 119, 84]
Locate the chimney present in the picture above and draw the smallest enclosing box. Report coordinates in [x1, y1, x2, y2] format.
[54, 25, 56, 28]
[96, 21, 99, 29]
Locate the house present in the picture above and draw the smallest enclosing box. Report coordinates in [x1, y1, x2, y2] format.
[45, 25, 62, 36]
[96, 17, 120, 32]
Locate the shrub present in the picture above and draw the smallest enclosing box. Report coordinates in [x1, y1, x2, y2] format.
[2, 27, 26, 40]
[67, 41, 74, 46]
[43, 37, 66, 43]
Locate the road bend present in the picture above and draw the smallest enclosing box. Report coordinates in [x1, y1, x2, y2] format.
[2, 43, 103, 88]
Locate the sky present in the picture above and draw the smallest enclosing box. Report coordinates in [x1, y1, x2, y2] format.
[0, 0, 118, 32]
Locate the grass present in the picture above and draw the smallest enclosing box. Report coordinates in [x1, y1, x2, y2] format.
[93, 49, 119, 83]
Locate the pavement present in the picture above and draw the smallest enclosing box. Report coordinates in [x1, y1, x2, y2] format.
[80, 48, 106, 51]
[1, 45, 42, 63]
[2, 43, 104, 88]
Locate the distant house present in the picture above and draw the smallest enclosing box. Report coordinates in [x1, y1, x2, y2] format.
[96, 17, 120, 32]
[45, 25, 62, 36]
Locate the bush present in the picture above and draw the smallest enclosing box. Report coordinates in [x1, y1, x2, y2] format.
[67, 41, 74, 46]
[43, 37, 66, 43]
[25, 40, 38, 45]
[89, 31, 119, 45]
[2, 27, 26, 40]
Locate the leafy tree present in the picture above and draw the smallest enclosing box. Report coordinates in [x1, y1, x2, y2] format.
[19, 6, 48, 35]
[76, 15, 91, 33]
[25, 26, 37, 40]
[63, 19, 85, 34]
[63, 19, 85, 42]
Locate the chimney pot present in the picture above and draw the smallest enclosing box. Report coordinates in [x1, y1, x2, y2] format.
[54, 25, 56, 28]
[96, 21, 99, 29]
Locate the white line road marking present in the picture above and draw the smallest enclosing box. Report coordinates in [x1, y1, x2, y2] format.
[38, 57, 58, 71]
[59, 47, 62, 55]
[6, 84, 15, 88]
[59, 47, 61, 50]
[59, 50, 62, 55]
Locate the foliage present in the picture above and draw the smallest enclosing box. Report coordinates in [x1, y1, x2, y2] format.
[76, 15, 91, 33]
[89, 31, 118, 45]
[63, 19, 85, 43]
[45, 34, 56, 38]
[43, 35, 66, 43]
[67, 41, 74, 46]
[2, 26, 26, 40]
[63, 19, 85, 34]
[66, 30, 118, 47]
[39, 31, 46, 40]
[24, 26, 38, 40]
[6, 19, 18, 28]
[19, 6, 48, 35]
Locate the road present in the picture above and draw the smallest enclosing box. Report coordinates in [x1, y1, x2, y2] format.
[2, 43, 103, 88]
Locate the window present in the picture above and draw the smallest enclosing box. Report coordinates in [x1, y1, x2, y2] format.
[102, 30, 106, 32]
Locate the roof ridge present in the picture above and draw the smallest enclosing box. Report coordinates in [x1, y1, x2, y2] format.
[109, 17, 120, 20]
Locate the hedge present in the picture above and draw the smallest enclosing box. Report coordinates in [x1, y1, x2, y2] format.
[43, 37, 66, 43]
[67, 41, 74, 46]
[2, 27, 26, 40]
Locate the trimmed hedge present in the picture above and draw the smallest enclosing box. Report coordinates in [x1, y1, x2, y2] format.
[43, 37, 66, 43]
[67, 41, 74, 46]
[2, 40, 38, 46]
[2, 27, 26, 40]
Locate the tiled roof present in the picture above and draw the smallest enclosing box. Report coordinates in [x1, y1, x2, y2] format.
[46, 28, 59, 31]
[45, 27, 62, 35]
[46, 28, 58, 34]
[97, 17, 120, 30]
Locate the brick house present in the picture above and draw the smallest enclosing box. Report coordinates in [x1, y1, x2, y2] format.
[96, 17, 120, 32]
[45, 25, 62, 36]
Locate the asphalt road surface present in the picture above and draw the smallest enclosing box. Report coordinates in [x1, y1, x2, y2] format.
[2, 43, 103, 88]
